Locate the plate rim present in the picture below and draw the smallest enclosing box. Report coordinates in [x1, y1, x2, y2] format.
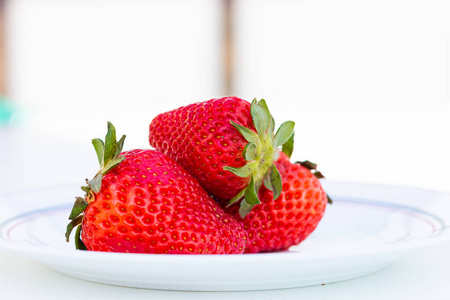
[1, 180, 449, 259]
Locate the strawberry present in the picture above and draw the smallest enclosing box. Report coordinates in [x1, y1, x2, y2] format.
[225, 152, 330, 253]
[65, 122, 247, 254]
[149, 97, 295, 217]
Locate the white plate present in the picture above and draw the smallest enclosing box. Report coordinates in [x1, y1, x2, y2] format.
[0, 181, 449, 291]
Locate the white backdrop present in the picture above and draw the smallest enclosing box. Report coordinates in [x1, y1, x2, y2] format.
[5, 0, 450, 192]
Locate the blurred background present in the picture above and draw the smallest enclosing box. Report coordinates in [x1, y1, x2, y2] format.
[0, 0, 449, 193]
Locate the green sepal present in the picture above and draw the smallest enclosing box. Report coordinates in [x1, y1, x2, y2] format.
[273, 150, 280, 162]
[74, 225, 87, 250]
[263, 172, 272, 191]
[102, 156, 126, 175]
[243, 143, 257, 161]
[313, 171, 325, 179]
[223, 161, 256, 178]
[273, 121, 295, 148]
[114, 135, 126, 158]
[257, 99, 269, 111]
[268, 116, 275, 138]
[267, 164, 282, 200]
[92, 138, 104, 166]
[103, 121, 117, 164]
[230, 121, 260, 145]
[239, 176, 261, 218]
[250, 99, 271, 137]
[239, 200, 255, 219]
[227, 187, 246, 207]
[65, 214, 83, 242]
[244, 176, 260, 205]
[88, 173, 103, 193]
[327, 195, 333, 204]
[81, 186, 91, 193]
[68, 197, 88, 220]
[298, 160, 317, 170]
[281, 132, 294, 158]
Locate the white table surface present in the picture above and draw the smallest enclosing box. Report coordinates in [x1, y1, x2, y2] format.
[1, 126, 450, 299]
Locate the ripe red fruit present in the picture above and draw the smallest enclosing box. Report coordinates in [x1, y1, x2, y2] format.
[224, 152, 329, 253]
[149, 97, 295, 217]
[66, 123, 247, 254]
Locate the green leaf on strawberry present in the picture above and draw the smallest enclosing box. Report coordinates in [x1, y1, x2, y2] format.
[251, 98, 271, 137]
[273, 121, 295, 148]
[92, 139, 104, 165]
[230, 121, 260, 145]
[74, 225, 87, 250]
[263, 164, 282, 200]
[225, 99, 295, 217]
[243, 143, 258, 161]
[281, 132, 294, 158]
[68, 197, 88, 220]
[65, 122, 126, 248]
[239, 176, 261, 218]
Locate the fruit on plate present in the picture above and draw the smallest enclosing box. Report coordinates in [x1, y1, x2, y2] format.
[225, 152, 330, 253]
[65, 122, 248, 254]
[149, 97, 295, 217]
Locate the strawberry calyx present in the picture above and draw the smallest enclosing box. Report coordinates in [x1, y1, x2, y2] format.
[65, 122, 126, 249]
[296, 160, 333, 205]
[224, 99, 295, 218]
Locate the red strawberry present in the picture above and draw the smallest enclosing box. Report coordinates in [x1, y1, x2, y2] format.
[149, 97, 295, 217]
[65, 122, 247, 254]
[225, 152, 329, 253]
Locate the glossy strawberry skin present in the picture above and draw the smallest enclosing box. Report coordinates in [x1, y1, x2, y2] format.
[81, 149, 247, 254]
[148, 97, 254, 201]
[225, 152, 328, 253]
